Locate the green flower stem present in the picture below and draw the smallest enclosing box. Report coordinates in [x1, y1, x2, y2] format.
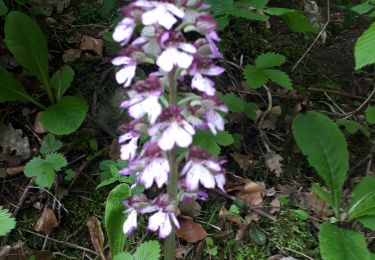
[164, 67, 178, 260]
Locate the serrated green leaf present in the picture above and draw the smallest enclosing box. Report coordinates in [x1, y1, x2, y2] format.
[51, 65, 75, 102]
[348, 176, 375, 220]
[244, 102, 258, 120]
[113, 252, 133, 260]
[319, 222, 371, 260]
[215, 131, 234, 146]
[5, 11, 49, 88]
[0, 206, 16, 236]
[264, 69, 292, 90]
[282, 11, 316, 33]
[293, 112, 349, 216]
[193, 131, 221, 155]
[105, 183, 131, 257]
[355, 22, 375, 69]
[244, 65, 268, 89]
[134, 240, 161, 260]
[365, 106, 375, 124]
[40, 134, 63, 155]
[40, 96, 88, 135]
[222, 93, 244, 112]
[255, 52, 286, 69]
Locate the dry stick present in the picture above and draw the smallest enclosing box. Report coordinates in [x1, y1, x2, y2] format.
[292, 0, 330, 71]
[0, 178, 35, 247]
[20, 229, 98, 255]
[307, 87, 369, 101]
[343, 85, 375, 119]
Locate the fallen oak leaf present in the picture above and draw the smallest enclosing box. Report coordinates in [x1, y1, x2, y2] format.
[176, 216, 207, 243]
[34, 207, 59, 235]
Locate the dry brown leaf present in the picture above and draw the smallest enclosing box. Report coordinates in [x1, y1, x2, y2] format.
[80, 35, 104, 57]
[87, 216, 106, 260]
[230, 153, 253, 171]
[175, 246, 190, 260]
[265, 151, 283, 177]
[176, 216, 207, 243]
[6, 166, 24, 177]
[34, 111, 47, 134]
[179, 200, 201, 217]
[5, 245, 53, 260]
[307, 190, 333, 219]
[63, 49, 82, 63]
[0, 123, 30, 161]
[269, 197, 281, 214]
[218, 207, 242, 225]
[236, 181, 265, 206]
[244, 213, 260, 225]
[34, 207, 59, 235]
[261, 106, 282, 130]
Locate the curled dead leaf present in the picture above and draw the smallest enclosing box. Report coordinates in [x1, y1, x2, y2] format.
[34, 207, 59, 235]
[176, 216, 207, 243]
[236, 181, 265, 206]
[80, 35, 104, 57]
[87, 216, 106, 260]
[34, 111, 47, 134]
[218, 207, 242, 225]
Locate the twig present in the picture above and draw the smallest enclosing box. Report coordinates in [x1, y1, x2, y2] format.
[292, 0, 330, 71]
[29, 186, 68, 214]
[278, 246, 314, 260]
[343, 85, 375, 119]
[307, 87, 369, 101]
[20, 229, 98, 255]
[258, 85, 273, 153]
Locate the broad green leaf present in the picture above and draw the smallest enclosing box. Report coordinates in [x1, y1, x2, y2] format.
[51, 65, 75, 102]
[40, 134, 63, 155]
[215, 131, 234, 146]
[351, 2, 374, 15]
[222, 93, 244, 112]
[357, 216, 375, 231]
[312, 184, 334, 207]
[244, 65, 268, 89]
[348, 176, 375, 220]
[264, 7, 295, 16]
[105, 183, 131, 257]
[134, 240, 161, 260]
[0, 206, 16, 236]
[255, 52, 286, 69]
[365, 106, 375, 124]
[5, 11, 49, 88]
[292, 112, 349, 215]
[282, 11, 315, 33]
[243, 102, 259, 120]
[228, 7, 268, 21]
[264, 69, 292, 90]
[113, 252, 133, 260]
[319, 222, 371, 260]
[0, 0, 8, 16]
[0, 67, 38, 104]
[40, 96, 88, 135]
[355, 22, 375, 69]
[241, 0, 269, 9]
[336, 118, 369, 136]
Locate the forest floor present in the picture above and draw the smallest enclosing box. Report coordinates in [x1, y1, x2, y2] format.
[0, 0, 374, 259]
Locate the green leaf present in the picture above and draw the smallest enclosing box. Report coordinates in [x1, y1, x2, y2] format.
[292, 112, 349, 215]
[0, 67, 39, 104]
[282, 11, 316, 33]
[193, 131, 220, 155]
[291, 209, 309, 221]
[222, 93, 244, 112]
[113, 252, 133, 260]
[348, 176, 375, 220]
[244, 65, 268, 89]
[134, 240, 161, 260]
[264, 69, 292, 90]
[105, 183, 131, 257]
[250, 226, 267, 246]
[357, 216, 375, 231]
[336, 118, 369, 136]
[215, 131, 234, 146]
[255, 52, 286, 69]
[0, 206, 16, 236]
[244, 102, 258, 120]
[355, 22, 375, 69]
[0, 0, 8, 16]
[351, 2, 374, 15]
[51, 65, 75, 102]
[319, 222, 371, 260]
[100, 0, 118, 18]
[365, 106, 375, 124]
[64, 169, 75, 181]
[40, 96, 88, 135]
[40, 134, 63, 155]
[24, 153, 67, 188]
[264, 7, 295, 16]
[312, 183, 334, 206]
[5, 11, 49, 88]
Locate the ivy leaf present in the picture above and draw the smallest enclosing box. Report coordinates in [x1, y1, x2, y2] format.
[282, 11, 316, 33]
[24, 153, 67, 188]
[355, 22, 375, 69]
[40, 134, 63, 155]
[105, 184, 131, 257]
[40, 96, 88, 135]
[221, 93, 244, 112]
[348, 176, 375, 221]
[134, 240, 161, 260]
[264, 69, 292, 90]
[292, 112, 349, 215]
[255, 52, 286, 69]
[51, 65, 75, 102]
[0, 206, 16, 236]
[319, 222, 372, 260]
[244, 65, 268, 89]
[365, 106, 375, 124]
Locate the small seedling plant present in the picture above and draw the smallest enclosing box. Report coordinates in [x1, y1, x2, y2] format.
[0, 11, 88, 136]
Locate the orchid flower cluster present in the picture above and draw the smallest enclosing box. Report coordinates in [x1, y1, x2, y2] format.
[112, 0, 227, 239]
